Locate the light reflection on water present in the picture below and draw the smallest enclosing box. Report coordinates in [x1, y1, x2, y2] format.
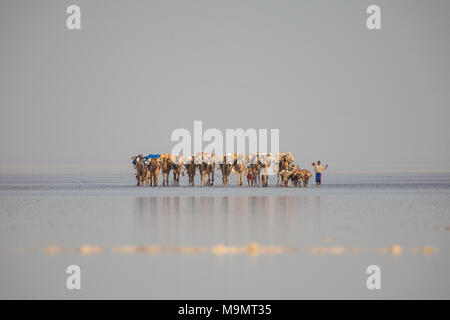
[25, 195, 439, 258]
[133, 195, 325, 246]
[39, 243, 439, 257]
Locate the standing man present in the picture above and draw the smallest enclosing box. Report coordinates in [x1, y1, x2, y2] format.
[312, 161, 328, 186]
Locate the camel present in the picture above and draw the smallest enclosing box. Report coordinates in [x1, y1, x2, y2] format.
[233, 153, 245, 186]
[219, 154, 234, 186]
[249, 164, 260, 186]
[195, 152, 215, 186]
[205, 153, 216, 186]
[149, 157, 161, 187]
[245, 166, 254, 187]
[300, 169, 313, 187]
[132, 155, 148, 186]
[279, 169, 293, 187]
[289, 168, 312, 187]
[160, 154, 172, 187]
[259, 153, 273, 187]
[248, 153, 262, 186]
[290, 169, 303, 187]
[143, 159, 152, 186]
[260, 163, 269, 187]
[171, 155, 184, 186]
[184, 156, 197, 186]
[277, 153, 291, 186]
[197, 153, 210, 186]
[132, 151, 307, 188]
[132, 155, 140, 186]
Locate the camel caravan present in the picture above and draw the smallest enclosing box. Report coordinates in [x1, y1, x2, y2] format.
[131, 152, 313, 188]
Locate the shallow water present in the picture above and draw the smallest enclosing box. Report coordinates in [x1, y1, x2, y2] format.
[0, 173, 449, 299]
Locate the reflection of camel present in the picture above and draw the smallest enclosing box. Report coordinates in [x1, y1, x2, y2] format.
[160, 154, 172, 187]
[149, 158, 161, 187]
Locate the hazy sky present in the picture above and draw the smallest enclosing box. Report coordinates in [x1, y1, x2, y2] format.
[1, 0, 449, 173]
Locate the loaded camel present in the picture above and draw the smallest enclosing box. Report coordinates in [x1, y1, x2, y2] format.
[184, 156, 197, 186]
[219, 154, 234, 186]
[160, 154, 172, 187]
[172, 156, 184, 186]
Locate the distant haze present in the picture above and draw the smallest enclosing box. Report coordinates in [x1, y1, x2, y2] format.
[1, 0, 449, 174]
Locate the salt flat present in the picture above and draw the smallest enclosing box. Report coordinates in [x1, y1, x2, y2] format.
[0, 173, 449, 299]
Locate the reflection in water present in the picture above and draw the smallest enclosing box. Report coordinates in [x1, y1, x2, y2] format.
[133, 196, 322, 245]
[40, 244, 439, 256]
[35, 196, 443, 258]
